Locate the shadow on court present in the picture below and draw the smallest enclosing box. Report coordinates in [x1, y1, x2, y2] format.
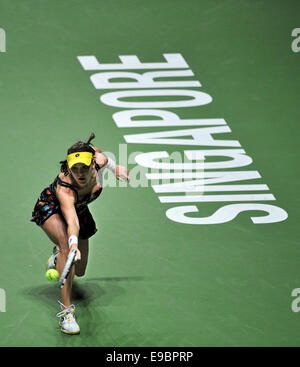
[21, 276, 144, 310]
[21, 276, 145, 345]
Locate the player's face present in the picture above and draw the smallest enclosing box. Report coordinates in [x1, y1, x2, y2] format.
[70, 163, 92, 186]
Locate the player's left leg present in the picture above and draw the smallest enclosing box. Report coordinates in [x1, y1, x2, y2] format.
[75, 238, 89, 277]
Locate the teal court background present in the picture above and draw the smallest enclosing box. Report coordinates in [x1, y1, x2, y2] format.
[0, 0, 299, 346]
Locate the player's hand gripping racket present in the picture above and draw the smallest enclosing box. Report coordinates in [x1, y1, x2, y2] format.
[58, 249, 77, 289]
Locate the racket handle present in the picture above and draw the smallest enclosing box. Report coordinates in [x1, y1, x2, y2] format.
[58, 249, 77, 289]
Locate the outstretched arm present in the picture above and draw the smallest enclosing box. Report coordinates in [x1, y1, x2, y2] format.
[115, 164, 130, 182]
[92, 145, 130, 182]
[91, 145, 103, 153]
[56, 186, 82, 260]
[91, 145, 107, 167]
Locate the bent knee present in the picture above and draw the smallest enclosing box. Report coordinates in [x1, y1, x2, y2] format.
[75, 262, 87, 277]
[75, 269, 85, 277]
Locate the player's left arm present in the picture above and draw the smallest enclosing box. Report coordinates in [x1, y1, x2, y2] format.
[92, 145, 130, 182]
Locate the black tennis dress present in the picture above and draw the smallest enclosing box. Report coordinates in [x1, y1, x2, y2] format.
[30, 165, 102, 239]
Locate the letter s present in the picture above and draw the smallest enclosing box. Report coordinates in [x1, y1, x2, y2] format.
[165, 203, 288, 224]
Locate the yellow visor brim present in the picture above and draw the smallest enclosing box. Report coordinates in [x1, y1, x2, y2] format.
[67, 152, 93, 169]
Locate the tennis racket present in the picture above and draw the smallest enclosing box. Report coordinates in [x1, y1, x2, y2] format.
[58, 249, 77, 289]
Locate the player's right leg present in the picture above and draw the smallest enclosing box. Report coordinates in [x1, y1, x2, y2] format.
[41, 213, 80, 334]
[41, 213, 75, 308]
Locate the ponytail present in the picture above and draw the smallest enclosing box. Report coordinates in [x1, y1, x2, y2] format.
[86, 132, 95, 145]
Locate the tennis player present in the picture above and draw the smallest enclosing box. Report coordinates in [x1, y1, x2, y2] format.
[30, 132, 129, 334]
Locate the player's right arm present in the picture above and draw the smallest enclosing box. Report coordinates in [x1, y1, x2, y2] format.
[55, 186, 81, 260]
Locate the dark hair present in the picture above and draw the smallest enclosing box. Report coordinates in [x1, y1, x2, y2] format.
[59, 132, 96, 176]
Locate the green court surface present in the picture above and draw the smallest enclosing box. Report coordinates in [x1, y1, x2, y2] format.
[0, 0, 299, 347]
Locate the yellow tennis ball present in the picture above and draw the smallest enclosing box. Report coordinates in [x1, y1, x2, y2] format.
[46, 269, 59, 282]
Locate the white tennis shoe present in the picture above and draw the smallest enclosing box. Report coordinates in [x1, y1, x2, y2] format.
[46, 246, 59, 271]
[56, 301, 80, 335]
